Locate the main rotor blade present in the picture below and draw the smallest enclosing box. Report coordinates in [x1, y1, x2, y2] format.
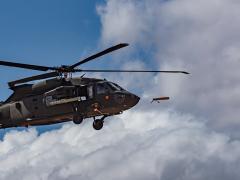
[74, 69, 190, 74]
[70, 43, 129, 69]
[0, 60, 58, 71]
[8, 72, 59, 87]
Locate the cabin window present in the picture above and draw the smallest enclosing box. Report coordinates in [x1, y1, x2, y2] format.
[75, 86, 87, 97]
[74, 86, 88, 101]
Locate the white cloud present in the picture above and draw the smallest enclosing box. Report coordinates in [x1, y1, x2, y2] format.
[1, 0, 240, 179]
[0, 110, 240, 180]
[97, 0, 240, 135]
[97, 0, 154, 46]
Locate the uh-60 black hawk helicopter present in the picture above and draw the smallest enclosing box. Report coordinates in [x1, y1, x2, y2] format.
[0, 43, 189, 130]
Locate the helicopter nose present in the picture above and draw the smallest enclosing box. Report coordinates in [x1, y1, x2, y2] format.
[128, 94, 140, 107]
[115, 92, 140, 110]
[133, 94, 140, 106]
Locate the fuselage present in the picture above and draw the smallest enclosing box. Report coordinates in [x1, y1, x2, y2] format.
[0, 77, 140, 128]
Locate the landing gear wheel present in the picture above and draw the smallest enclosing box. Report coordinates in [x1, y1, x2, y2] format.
[93, 119, 104, 130]
[73, 115, 83, 124]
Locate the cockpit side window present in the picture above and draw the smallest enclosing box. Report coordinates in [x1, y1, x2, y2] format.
[97, 83, 108, 94]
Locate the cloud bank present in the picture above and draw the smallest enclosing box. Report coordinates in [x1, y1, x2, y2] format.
[98, 0, 240, 136]
[1, 0, 240, 179]
[1, 111, 240, 180]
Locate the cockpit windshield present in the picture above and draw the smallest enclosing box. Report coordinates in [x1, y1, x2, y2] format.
[107, 82, 124, 91]
[96, 82, 124, 94]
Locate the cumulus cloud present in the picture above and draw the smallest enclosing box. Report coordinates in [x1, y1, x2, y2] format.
[1, 0, 240, 179]
[97, 0, 240, 136]
[0, 111, 240, 180]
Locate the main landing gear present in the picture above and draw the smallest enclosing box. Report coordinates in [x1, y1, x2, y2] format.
[73, 114, 83, 124]
[72, 105, 83, 124]
[93, 116, 107, 130]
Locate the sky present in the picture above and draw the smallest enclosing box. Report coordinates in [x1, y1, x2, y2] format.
[0, 0, 104, 136]
[1, 0, 240, 179]
[0, 0, 102, 99]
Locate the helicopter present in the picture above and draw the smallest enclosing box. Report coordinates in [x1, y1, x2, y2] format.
[0, 43, 189, 130]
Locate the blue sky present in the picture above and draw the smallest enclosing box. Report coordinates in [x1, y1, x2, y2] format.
[0, 0, 103, 99]
[0, 0, 105, 137]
